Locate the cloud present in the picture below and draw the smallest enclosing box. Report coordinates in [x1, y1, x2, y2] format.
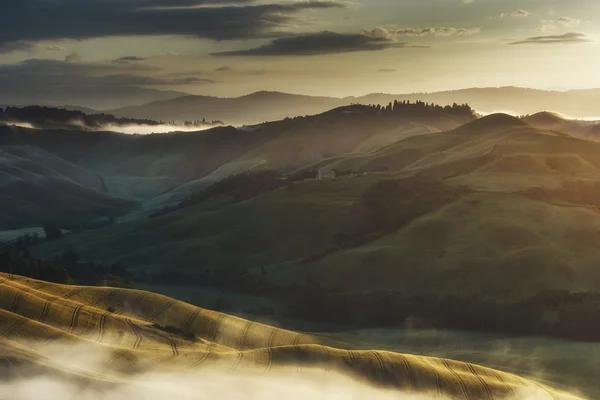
[509, 32, 593, 45]
[211, 30, 408, 56]
[0, 0, 346, 49]
[112, 56, 147, 64]
[45, 45, 66, 52]
[378, 69, 397, 72]
[215, 66, 233, 72]
[0, 57, 205, 100]
[98, 74, 214, 85]
[500, 9, 530, 18]
[0, 41, 36, 54]
[388, 27, 481, 36]
[537, 16, 581, 32]
[557, 17, 581, 26]
[65, 53, 82, 63]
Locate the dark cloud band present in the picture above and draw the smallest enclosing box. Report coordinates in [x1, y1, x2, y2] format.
[0, 0, 345, 47]
[211, 31, 407, 56]
[509, 32, 592, 45]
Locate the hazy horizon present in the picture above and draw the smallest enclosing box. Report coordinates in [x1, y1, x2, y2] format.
[1, 0, 599, 105]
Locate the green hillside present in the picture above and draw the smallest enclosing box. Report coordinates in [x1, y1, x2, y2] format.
[30, 114, 600, 301]
[0, 145, 134, 229]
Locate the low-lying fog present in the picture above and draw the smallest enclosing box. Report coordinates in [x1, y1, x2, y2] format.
[0, 343, 581, 400]
[3, 121, 217, 134]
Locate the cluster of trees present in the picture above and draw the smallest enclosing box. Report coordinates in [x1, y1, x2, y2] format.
[0, 106, 222, 130]
[364, 100, 473, 116]
[150, 169, 300, 218]
[171, 119, 224, 127]
[0, 246, 132, 287]
[136, 263, 600, 343]
[282, 284, 600, 342]
[0, 246, 72, 284]
[335, 177, 470, 247]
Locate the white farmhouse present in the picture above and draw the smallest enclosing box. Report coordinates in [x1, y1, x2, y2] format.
[317, 168, 336, 180]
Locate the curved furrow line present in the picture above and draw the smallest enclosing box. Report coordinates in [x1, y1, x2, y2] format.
[3, 318, 28, 337]
[210, 314, 226, 342]
[190, 343, 215, 368]
[228, 350, 244, 372]
[62, 288, 83, 300]
[266, 327, 277, 348]
[467, 363, 495, 400]
[183, 308, 201, 331]
[263, 346, 273, 374]
[514, 373, 558, 400]
[67, 305, 83, 333]
[128, 292, 147, 312]
[125, 319, 142, 350]
[97, 312, 109, 343]
[39, 297, 59, 323]
[371, 350, 387, 381]
[419, 356, 445, 399]
[488, 369, 515, 397]
[238, 321, 253, 349]
[43, 330, 66, 345]
[398, 354, 417, 392]
[441, 359, 470, 399]
[30, 282, 50, 291]
[8, 290, 21, 313]
[107, 349, 129, 368]
[146, 299, 176, 322]
[292, 334, 303, 346]
[167, 337, 178, 356]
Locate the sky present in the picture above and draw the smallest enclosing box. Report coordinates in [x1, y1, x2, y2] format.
[0, 0, 599, 104]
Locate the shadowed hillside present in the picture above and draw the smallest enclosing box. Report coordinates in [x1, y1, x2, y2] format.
[1, 103, 475, 204]
[31, 114, 600, 301]
[0, 145, 134, 229]
[0, 273, 583, 399]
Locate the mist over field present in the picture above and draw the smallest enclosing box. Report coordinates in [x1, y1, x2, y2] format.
[0, 342, 573, 400]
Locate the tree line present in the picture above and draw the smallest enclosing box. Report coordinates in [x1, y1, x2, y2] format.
[364, 100, 473, 116]
[0, 246, 133, 287]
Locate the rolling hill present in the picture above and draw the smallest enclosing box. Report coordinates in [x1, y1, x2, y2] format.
[0, 273, 583, 399]
[108, 87, 600, 126]
[0, 145, 134, 229]
[30, 114, 600, 301]
[0, 104, 475, 206]
[522, 112, 600, 141]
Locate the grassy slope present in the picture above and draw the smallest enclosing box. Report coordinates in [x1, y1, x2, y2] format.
[33, 114, 600, 299]
[0, 273, 583, 399]
[1, 109, 473, 207]
[0, 145, 135, 229]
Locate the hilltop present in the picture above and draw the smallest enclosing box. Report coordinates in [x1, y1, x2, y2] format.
[107, 87, 600, 125]
[522, 111, 600, 140]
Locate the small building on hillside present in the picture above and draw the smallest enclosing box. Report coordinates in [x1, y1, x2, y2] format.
[317, 168, 336, 180]
[317, 168, 335, 181]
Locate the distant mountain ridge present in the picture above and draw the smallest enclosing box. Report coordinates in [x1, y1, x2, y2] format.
[108, 87, 600, 125]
